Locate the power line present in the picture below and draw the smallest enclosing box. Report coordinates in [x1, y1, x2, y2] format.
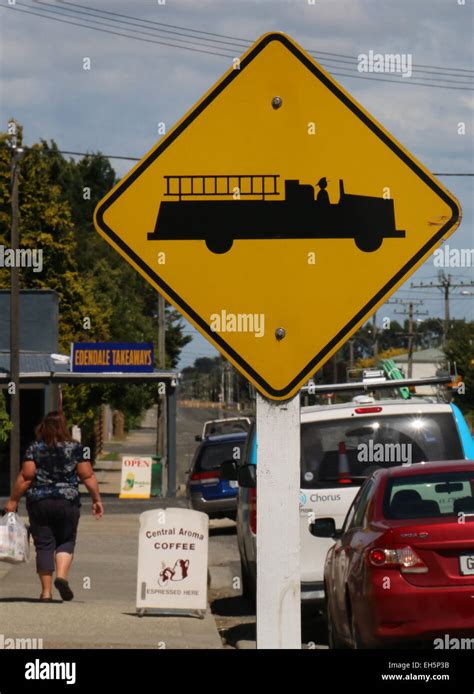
[38, 0, 249, 51]
[58, 0, 251, 45]
[39, 1, 474, 86]
[2, 3, 472, 91]
[312, 65, 473, 86]
[50, 149, 139, 161]
[3, 4, 234, 59]
[392, 299, 428, 377]
[411, 272, 474, 343]
[31, 0, 241, 53]
[58, 0, 474, 76]
[22, 147, 474, 176]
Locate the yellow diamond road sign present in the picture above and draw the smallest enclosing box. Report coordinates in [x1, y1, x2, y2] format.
[94, 32, 461, 401]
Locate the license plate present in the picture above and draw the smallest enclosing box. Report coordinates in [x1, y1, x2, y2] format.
[459, 554, 474, 575]
[229, 480, 239, 488]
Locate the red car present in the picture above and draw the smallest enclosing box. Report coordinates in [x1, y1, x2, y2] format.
[313, 460, 474, 648]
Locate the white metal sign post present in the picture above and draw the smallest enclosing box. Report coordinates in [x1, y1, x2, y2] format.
[256, 393, 301, 649]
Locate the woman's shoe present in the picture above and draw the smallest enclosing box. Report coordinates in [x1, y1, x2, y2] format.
[54, 577, 74, 601]
[39, 595, 53, 602]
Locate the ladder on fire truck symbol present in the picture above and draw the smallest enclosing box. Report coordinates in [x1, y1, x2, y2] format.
[164, 174, 280, 201]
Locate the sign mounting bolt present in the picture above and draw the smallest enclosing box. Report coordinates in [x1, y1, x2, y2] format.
[272, 96, 283, 109]
[275, 327, 286, 341]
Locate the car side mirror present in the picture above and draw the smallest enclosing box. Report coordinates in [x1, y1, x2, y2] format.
[238, 464, 256, 489]
[220, 460, 238, 481]
[195, 435, 202, 442]
[310, 517, 338, 538]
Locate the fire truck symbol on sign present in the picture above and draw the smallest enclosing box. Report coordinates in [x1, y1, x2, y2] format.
[147, 174, 405, 254]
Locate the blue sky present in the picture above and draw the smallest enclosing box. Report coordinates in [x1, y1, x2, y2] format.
[1, 0, 472, 368]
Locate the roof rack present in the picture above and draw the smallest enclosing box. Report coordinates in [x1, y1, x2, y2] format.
[302, 375, 452, 394]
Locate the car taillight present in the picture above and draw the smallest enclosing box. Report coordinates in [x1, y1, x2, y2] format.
[367, 546, 428, 574]
[354, 406, 383, 414]
[249, 487, 257, 534]
[369, 549, 386, 565]
[190, 470, 219, 483]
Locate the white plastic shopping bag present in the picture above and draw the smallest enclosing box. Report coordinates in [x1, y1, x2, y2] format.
[0, 512, 30, 564]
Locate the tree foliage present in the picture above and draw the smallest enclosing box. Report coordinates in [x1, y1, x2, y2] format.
[0, 125, 192, 438]
[444, 320, 474, 413]
[0, 131, 106, 348]
[0, 391, 12, 444]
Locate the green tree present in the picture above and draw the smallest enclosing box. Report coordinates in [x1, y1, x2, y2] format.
[444, 320, 474, 413]
[0, 131, 108, 349]
[0, 391, 12, 444]
[1, 126, 192, 442]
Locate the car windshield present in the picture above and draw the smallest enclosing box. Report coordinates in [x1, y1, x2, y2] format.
[204, 420, 250, 437]
[300, 413, 463, 489]
[384, 471, 474, 519]
[196, 441, 246, 472]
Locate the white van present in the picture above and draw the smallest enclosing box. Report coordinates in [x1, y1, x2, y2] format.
[236, 397, 469, 606]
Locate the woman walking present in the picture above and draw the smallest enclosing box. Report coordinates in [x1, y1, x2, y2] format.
[4, 411, 103, 602]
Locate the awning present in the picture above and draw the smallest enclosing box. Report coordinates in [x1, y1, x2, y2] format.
[0, 352, 180, 385]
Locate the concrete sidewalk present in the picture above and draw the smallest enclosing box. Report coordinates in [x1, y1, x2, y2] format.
[0, 513, 222, 649]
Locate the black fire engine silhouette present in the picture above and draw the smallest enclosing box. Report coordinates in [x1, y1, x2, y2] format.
[147, 174, 405, 254]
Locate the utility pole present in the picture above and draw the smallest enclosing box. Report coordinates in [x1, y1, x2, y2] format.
[156, 294, 166, 470]
[411, 272, 474, 345]
[372, 311, 378, 360]
[348, 339, 355, 370]
[220, 361, 225, 408]
[8, 122, 24, 493]
[226, 363, 233, 407]
[394, 300, 428, 378]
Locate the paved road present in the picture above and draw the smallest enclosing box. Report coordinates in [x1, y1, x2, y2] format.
[0, 513, 222, 649]
[207, 519, 328, 649]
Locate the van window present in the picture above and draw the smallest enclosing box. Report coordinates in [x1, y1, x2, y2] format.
[300, 413, 463, 489]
